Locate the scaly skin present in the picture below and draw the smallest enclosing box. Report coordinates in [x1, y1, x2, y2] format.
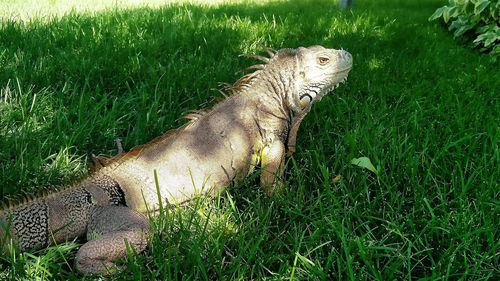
[0, 46, 352, 275]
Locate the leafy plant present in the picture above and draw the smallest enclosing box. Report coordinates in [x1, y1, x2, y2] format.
[429, 0, 499, 55]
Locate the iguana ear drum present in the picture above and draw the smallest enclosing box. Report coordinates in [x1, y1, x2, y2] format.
[299, 93, 312, 109]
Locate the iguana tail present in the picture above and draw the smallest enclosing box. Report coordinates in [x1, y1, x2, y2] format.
[0, 174, 125, 251]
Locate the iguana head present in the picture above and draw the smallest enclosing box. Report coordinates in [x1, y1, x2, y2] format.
[293, 45, 352, 111]
[232, 45, 352, 114]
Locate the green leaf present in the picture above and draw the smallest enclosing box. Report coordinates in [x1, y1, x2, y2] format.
[449, 16, 475, 36]
[350, 157, 378, 175]
[443, 6, 451, 23]
[429, 6, 447, 21]
[448, 6, 460, 18]
[474, 0, 490, 15]
[476, 24, 491, 33]
[474, 30, 499, 47]
[492, 44, 500, 56]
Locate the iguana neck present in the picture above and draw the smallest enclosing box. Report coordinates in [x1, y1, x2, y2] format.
[245, 67, 299, 143]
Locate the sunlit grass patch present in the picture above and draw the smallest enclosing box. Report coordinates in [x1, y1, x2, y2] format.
[1, 0, 264, 22]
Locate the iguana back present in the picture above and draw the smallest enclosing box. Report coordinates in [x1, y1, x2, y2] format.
[103, 93, 269, 211]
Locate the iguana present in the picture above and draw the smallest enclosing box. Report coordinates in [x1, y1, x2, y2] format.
[0, 45, 352, 275]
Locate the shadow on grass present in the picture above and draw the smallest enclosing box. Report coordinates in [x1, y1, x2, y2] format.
[0, 0, 396, 194]
[0, 0, 422, 93]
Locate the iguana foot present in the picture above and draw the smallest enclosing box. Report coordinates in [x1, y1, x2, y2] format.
[75, 206, 150, 275]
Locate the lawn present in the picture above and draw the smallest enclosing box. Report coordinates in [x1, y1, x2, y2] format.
[0, 0, 498, 280]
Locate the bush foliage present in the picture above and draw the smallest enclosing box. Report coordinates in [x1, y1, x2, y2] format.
[429, 0, 499, 54]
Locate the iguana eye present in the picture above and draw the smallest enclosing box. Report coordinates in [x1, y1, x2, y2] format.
[318, 57, 330, 65]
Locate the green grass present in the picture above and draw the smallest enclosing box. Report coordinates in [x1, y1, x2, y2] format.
[0, 0, 498, 280]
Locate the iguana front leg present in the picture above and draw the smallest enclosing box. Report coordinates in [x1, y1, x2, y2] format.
[260, 140, 286, 194]
[75, 206, 150, 275]
[260, 106, 312, 193]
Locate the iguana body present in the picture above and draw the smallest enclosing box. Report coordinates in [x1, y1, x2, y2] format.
[0, 46, 352, 274]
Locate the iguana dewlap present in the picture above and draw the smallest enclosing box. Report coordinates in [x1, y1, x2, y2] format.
[0, 46, 352, 275]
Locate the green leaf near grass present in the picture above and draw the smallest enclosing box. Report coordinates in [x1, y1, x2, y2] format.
[350, 157, 379, 175]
